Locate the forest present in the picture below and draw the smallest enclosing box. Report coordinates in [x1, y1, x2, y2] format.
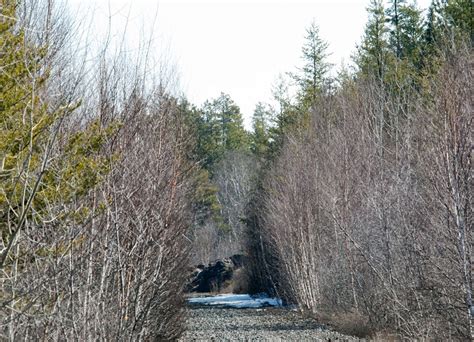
[0, 0, 472, 340]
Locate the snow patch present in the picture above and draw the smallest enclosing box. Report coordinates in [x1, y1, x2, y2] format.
[188, 293, 283, 308]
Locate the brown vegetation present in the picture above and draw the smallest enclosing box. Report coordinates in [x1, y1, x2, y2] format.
[248, 46, 473, 339]
[0, 1, 194, 339]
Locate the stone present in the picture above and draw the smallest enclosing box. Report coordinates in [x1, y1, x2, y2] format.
[186, 254, 247, 293]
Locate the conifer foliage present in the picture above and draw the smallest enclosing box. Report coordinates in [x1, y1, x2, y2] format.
[294, 21, 330, 107]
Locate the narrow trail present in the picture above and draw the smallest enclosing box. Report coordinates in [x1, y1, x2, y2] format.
[179, 295, 362, 341]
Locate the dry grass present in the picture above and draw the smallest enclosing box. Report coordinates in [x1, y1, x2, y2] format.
[317, 310, 375, 339]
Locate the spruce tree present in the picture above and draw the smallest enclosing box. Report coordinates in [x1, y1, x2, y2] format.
[421, 0, 445, 72]
[387, 0, 405, 58]
[250, 102, 272, 157]
[386, 0, 423, 65]
[356, 0, 393, 81]
[444, 0, 473, 45]
[294, 21, 330, 107]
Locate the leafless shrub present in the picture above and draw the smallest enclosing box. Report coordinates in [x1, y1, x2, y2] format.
[84, 93, 193, 340]
[1, 1, 193, 340]
[191, 151, 258, 266]
[191, 221, 222, 265]
[251, 46, 472, 339]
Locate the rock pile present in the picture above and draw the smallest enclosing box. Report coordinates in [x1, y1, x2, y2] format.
[187, 254, 246, 293]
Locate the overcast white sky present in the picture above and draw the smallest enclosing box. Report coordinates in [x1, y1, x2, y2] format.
[68, 0, 431, 128]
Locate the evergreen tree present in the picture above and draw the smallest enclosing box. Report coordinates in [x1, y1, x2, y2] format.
[421, 0, 445, 72]
[0, 2, 112, 267]
[386, 0, 424, 66]
[0, 1, 58, 244]
[387, 0, 405, 58]
[178, 99, 221, 224]
[178, 94, 250, 232]
[250, 102, 273, 157]
[399, 2, 423, 63]
[201, 93, 249, 170]
[356, 0, 393, 81]
[294, 21, 330, 107]
[266, 75, 301, 158]
[421, 0, 473, 74]
[271, 75, 294, 132]
[423, 1, 445, 51]
[444, 0, 473, 45]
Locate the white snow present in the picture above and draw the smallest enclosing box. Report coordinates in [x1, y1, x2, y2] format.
[188, 293, 283, 308]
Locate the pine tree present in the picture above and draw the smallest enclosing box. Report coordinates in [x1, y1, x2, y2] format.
[178, 99, 221, 224]
[201, 93, 249, 169]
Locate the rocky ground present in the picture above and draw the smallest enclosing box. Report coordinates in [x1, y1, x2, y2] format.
[180, 304, 363, 341]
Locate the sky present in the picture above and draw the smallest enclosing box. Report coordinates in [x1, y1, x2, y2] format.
[68, 0, 431, 128]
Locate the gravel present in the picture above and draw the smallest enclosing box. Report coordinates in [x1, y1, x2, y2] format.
[180, 303, 363, 341]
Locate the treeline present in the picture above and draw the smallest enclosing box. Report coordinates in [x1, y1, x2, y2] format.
[245, 0, 473, 340]
[180, 93, 256, 265]
[0, 0, 194, 339]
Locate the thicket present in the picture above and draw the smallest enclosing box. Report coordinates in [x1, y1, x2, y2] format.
[0, 0, 194, 339]
[246, 0, 473, 339]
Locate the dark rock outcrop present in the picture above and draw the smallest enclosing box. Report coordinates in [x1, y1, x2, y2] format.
[187, 254, 247, 293]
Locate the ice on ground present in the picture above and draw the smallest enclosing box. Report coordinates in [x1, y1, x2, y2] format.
[188, 293, 283, 308]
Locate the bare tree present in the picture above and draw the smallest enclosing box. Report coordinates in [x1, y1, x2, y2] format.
[0, 1, 194, 340]
[248, 45, 472, 339]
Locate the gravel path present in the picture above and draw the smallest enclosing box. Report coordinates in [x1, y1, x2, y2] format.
[180, 305, 363, 341]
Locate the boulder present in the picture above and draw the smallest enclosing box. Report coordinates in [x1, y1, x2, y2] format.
[186, 254, 247, 293]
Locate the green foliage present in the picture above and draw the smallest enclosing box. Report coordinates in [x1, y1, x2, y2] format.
[0, 3, 114, 264]
[293, 21, 330, 109]
[183, 93, 257, 242]
[250, 102, 273, 158]
[357, 0, 429, 89]
[421, 1, 445, 72]
[198, 93, 249, 172]
[444, 0, 473, 44]
[394, 2, 423, 63]
[356, 0, 395, 81]
[0, 2, 52, 223]
[262, 76, 303, 160]
[266, 22, 331, 152]
[38, 120, 116, 205]
[419, 0, 472, 77]
[178, 99, 222, 226]
[191, 168, 221, 225]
